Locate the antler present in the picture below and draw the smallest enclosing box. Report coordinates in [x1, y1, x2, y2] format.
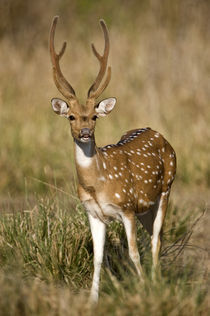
[88, 19, 111, 99]
[49, 16, 76, 100]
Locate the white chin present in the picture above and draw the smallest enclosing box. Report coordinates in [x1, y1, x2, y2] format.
[80, 137, 91, 143]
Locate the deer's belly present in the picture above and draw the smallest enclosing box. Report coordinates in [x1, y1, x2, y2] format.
[83, 199, 122, 222]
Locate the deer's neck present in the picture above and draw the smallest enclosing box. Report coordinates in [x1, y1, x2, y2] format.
[74, 138, 103, 187]
[74, 139, 97, 168]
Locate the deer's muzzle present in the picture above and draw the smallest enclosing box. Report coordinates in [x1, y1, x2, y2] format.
[79, 128, 92, 142]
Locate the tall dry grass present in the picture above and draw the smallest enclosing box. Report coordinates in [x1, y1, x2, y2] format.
[0, 195, 208, 315]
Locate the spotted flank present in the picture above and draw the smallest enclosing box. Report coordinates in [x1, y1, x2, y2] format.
[99, 128, 176, 213]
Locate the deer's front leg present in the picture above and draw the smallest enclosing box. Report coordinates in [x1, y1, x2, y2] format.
[88, 213, 106, 303]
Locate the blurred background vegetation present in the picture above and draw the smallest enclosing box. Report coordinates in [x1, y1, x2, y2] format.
[0, 0, 210, 197]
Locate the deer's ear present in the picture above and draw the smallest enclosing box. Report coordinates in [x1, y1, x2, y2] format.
[95, 98, 116, 117]
[51, 98, 70, 117]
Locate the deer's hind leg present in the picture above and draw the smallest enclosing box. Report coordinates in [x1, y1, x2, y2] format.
[151, 192, 169, 269]
[136, 193, 169, 271]
[121, 212, 143, 277]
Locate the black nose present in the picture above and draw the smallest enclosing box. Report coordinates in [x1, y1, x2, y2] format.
[80, 128, 91, 136]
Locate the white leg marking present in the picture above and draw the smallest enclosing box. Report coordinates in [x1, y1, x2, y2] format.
[88, 214, 106, 303]
[122, 215, 142, 277]
[151, 194, 164, 266]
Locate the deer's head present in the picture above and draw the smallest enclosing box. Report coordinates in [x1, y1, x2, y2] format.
[50, 16, 116, 143]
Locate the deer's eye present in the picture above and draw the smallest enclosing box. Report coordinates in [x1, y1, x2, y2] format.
[69, 115, 75, 121]
[92, 115, 98, 121]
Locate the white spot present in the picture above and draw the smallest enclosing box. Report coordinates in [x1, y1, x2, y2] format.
[162, 190, 169, 196]
[109, 174, 113, 179]
[115, 174, 119, 178]
[103, 162, 107, 169]
[129, 188, 134, 194]
[123, 188, 126, 193]
[170, 161, 174, 166]
[149, 201, 155, 206]
[114, 166, 118, 171]
[115, 193, 121, 199]
[144, 180, 148, 184]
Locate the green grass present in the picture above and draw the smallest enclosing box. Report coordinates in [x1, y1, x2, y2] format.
[0, 195, 208, 315]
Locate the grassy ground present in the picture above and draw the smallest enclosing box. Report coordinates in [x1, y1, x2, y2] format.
[0, 0, 209, 314]
[0, 192, 209, 315]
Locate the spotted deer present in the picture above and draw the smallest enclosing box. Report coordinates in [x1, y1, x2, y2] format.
[49, 16, 176, 303]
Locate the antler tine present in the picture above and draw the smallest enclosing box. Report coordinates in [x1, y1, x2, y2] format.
[88, 19, 111, 99]
[49, 16, 76, 100]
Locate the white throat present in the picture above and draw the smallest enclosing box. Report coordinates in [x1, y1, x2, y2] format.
[74, 139, 96, 168]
